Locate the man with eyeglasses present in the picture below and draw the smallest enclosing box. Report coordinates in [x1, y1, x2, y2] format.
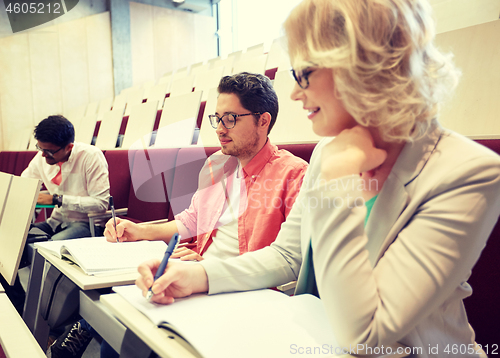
[104, 72, 308, 261]
[21, 114, 110, 241]
[50, 72, 308, 358]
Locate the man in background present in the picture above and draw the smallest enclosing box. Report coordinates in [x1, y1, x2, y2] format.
[0, 115, 110, 316]
[22, 114, 110, 240]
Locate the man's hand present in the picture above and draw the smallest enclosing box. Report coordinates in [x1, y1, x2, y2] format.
[136, 259, 209, 304]
[171, 247, 204, 261]
[37, 193, 53, 205]
[104, 217, 141, 242]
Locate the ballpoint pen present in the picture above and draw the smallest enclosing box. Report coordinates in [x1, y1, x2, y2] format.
[146, 233, 180, 301]
[109, 196, 118, 243]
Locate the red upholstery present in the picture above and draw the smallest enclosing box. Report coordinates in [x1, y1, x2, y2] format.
[0, 151, 18, 174]
[13, 151, 37, 176]
[93, 121, 101, 138]
[197, 101, 207, 129]
[462, 140, 500, 348]
[119, 116, 128, 135]
[104, 150, 131, 210]
[0, 342, 6, 358]
[124, 148, 179, 222]
[265, 68, 278, 81]
[277, 143, 317, 163]
[168, 146, 219, 219]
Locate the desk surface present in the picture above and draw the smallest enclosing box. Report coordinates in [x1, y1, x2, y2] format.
[101, 294, 201, 358]
[101, 293, 411, 358]
[0, 282, 3, 293]
[0, 294, 45, 357]
[38, 248, 138, 290]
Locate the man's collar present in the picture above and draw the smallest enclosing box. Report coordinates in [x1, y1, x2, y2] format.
[242, 138, 275, 178]
[65, 142, 76, 164]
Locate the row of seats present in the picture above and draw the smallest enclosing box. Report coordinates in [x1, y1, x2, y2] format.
[5, 38, 292, 153]
[0, 143, 315, 222]
[1, 140, 499, 348]
[18, 67, 318, 154]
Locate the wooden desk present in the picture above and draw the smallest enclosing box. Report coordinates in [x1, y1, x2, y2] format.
[101, 294, 200, 358]
[100, 292, 410, 358]
[23, 248, 138, 352]
[24, 248, 199, 357]
[0, 294, 45, 357]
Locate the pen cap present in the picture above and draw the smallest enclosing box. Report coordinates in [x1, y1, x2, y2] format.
[109, 196, 114, 207]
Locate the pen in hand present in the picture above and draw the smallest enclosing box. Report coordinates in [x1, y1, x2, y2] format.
[109, 196, 118, 243]
[146, 233, 180, 301]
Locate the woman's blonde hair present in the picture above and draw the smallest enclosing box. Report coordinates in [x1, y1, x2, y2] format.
[284, 0, 460, 142]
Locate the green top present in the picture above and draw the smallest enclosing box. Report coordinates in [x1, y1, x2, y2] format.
[364, 195, 378, 226]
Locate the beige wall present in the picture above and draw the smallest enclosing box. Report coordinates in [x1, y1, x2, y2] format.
[0, 12, 114, 151]
[130, 2, 217, 86]
[435, 20, 500, 138]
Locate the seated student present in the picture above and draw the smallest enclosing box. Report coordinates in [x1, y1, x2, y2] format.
[48, 72, 308, 358]
[0, 115, 109, 316]
[136, 0, 500, 356]
[22, 115, 110, 240]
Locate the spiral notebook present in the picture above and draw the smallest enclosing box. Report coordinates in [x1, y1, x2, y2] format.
[35, 237, 167, 275]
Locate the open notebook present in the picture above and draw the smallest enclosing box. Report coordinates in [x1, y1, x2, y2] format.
[114, 285, 339, 358]
[35, 237, 167, 275]
[113, 285, 410, 358]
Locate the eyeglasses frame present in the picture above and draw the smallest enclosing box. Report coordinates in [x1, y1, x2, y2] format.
[290, 67, 316, 89]
[35, 144, 64, 158]
[208, 112, 262, 129]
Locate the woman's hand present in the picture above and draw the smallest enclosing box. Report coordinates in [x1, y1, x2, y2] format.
[321, 126, 387, 181]
[136, 259, 208, 304]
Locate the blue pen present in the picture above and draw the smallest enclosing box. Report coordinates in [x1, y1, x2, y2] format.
[109, 196, 118, 243]
[146, 233, 180, 301]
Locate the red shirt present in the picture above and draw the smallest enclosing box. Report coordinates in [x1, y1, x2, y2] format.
[175, 140, 308, 255]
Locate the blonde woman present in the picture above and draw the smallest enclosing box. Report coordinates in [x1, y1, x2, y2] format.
[136, 0, 500, 356]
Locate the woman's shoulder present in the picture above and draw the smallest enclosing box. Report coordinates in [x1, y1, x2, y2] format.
[438, 130, 500, 164]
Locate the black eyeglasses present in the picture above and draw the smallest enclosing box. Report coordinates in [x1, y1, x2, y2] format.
[35, 144, 64, 158]
[290, 67, 316, 89]
[208, 113, 261, 129]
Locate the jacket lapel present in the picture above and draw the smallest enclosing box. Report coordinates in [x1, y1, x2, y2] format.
[365, 124, 444, 265]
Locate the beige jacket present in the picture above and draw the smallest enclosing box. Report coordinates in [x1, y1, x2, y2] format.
[201, 126, 500, 357]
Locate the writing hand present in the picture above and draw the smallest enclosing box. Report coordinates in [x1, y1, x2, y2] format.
[171, 247, 204, 261]
[104, 217, 139, 242]
[136, 259, 208, 304]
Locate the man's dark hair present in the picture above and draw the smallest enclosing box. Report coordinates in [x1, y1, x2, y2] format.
[217, 72, 279, 135]
[34, 115, 75, 147]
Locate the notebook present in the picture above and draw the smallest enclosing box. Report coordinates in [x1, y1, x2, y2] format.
[113, 285, 411, 358]
[35, 237, 167, 275]
[113, 285, 341, 358]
